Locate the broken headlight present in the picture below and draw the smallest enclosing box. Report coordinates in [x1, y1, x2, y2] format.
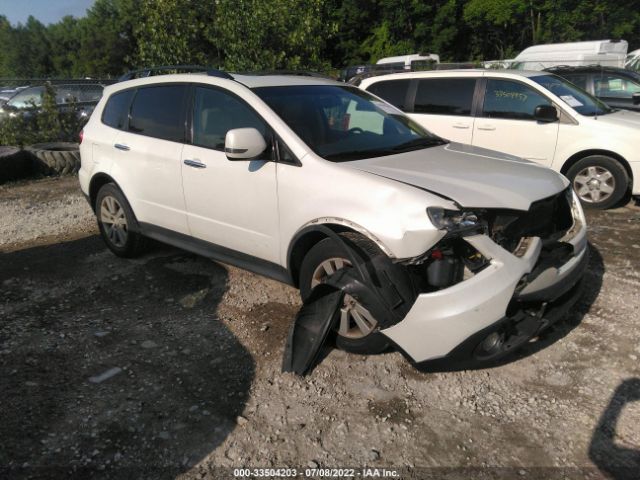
[427, 207, 482, 234]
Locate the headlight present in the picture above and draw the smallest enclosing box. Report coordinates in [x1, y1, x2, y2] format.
[560, 189, 586, 242]
[427, 207, 481, 233]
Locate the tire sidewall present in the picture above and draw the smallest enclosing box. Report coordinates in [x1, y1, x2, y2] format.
[566, 155, 629, 209]
[299, 237, 389, 354]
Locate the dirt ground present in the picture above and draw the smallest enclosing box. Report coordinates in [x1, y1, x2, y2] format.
[1, 176, 639, 480]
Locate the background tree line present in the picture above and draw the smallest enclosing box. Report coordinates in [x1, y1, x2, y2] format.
[1, 0, 639, 78]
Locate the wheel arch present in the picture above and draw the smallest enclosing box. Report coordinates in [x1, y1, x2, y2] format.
[88, 174, 142, 232]
[560, 149, 633, 184]
[287, 221, 393, 288]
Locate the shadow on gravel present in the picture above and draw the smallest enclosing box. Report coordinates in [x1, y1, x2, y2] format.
[414, 243, 605, 373]
[589, 378, 640, 480]
[0, 235, 254, 479]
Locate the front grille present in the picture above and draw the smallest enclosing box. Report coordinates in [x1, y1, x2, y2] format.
[489, 188, 574, 252]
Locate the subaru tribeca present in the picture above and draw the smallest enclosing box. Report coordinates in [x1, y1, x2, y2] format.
[79, 71, 588, 367]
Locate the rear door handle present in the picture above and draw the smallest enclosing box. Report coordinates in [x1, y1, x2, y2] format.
[453, 122, 470, 129]
[183, 159, 206, 169]
[114, 143, 130, 151]
[477, 124, 496, 131]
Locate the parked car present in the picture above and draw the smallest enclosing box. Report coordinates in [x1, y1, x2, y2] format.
[360, 69, 640, 209]
[0, 83, 104, 123]
[545, 66, 640, 111]
[79, 70, 587, 369]
[0, 85, 28, 104]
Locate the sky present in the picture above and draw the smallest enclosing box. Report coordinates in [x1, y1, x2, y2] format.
[0, 0, 95, 26]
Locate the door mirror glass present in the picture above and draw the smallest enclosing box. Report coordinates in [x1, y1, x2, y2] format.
[633, 92, 640, 105]
[225, 128, 268, 160]
[534, 104, 558, 122]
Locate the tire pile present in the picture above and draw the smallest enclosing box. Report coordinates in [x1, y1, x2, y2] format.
[0, 142, 80, 184]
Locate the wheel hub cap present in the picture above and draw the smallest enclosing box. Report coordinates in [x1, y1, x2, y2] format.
[573, 166, 615, 204]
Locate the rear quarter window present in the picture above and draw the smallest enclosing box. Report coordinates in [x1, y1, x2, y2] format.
[366, 79, 411, 110]
[414, 78, 476, 116]
[102, 89, 135, 130]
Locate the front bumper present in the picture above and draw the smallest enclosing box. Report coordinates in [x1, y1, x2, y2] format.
[380, 224, 588, 364]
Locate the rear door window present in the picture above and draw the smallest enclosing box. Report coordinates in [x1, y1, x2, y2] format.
[102, 89, 135, 130]
[128, 85, 188, 142]
[414, 78, 476, 116]
[366, 80, 411, 110]
[482, 79, 551, 120]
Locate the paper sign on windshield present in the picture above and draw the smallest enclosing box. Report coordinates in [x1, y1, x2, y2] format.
[560, 95, 584, 107]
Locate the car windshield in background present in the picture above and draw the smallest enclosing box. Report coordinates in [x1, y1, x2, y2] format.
[531, 74, 613, 116]
[254, 85, 445, 162]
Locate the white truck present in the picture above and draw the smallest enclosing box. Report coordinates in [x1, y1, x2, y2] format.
[509, 39, 628, 70]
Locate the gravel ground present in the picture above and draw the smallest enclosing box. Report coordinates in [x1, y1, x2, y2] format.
[0, 177, 639, 480]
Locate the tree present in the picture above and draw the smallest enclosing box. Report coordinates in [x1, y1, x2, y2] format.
[48, 16, 82, 77]
[76, 0, 139, 77]
[134, 0, 219, 67]
[215, 0, 337, 71]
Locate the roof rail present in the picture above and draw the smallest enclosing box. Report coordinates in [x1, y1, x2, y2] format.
[117, 65, 233, 82]
[237, 70, 335, 80]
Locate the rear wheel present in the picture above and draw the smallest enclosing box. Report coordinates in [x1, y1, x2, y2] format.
[299, 235, 390, 354]
[566, 155, 629, 209]
[96, 183, 147, 258]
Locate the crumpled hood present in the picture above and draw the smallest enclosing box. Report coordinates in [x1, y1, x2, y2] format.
[343, 142, 569, 211]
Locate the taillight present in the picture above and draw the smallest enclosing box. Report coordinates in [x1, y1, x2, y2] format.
[79, 129, 84, 144]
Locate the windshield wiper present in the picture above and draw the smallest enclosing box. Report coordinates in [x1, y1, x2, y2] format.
[391, 137, 447, 152]
[324, 148, 396, 161]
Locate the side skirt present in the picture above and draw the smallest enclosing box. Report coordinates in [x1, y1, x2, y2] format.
[138, 222, 293, 286]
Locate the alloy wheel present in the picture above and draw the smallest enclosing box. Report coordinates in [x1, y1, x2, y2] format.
[100, 195, 128, 247]
[311, 257, 378, 339]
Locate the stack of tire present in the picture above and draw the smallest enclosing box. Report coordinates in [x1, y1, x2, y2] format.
[0, 142, 80, 184]
[26, 142, 81, 176]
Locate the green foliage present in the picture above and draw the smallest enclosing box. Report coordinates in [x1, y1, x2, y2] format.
[0, 0, 639, 76]
[135, 0, 218, 66]
[215, 0, 338, 71]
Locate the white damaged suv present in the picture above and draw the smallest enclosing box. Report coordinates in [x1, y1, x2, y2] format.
[79, 71, 588, 369]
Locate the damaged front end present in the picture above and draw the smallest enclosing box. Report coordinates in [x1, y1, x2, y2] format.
[383, 187, 588, 367]
[283, 188, 588, 375]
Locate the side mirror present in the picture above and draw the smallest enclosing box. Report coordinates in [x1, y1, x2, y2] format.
[633, 92, 640, 105]
[534, 104, 558, 123]
[225, 128, 268, 161]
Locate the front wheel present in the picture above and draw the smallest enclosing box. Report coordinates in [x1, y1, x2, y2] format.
[566, 155, 629, 209]
[299, 235, 390, 354]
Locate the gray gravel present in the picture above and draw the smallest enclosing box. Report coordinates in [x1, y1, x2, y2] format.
[1, 177, 639, 480]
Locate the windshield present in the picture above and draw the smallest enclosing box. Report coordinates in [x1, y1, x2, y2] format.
[253, 85, 445, 162]
[6, 86, 44, 109]
[530, 74, 612, 116]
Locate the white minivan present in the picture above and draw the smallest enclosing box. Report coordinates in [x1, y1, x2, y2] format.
[360, 70, 640, 209]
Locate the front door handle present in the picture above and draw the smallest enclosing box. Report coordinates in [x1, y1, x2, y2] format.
[114, 143, 130, 151]
[453, 122, 470, 129]
[477, 124, 496, 131]
[183, 159, 206, 169]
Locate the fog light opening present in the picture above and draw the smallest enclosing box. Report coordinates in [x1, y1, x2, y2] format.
[475, 331, 505, 359]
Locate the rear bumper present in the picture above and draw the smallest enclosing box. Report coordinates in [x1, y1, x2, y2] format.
[380, 224, 588, 364]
